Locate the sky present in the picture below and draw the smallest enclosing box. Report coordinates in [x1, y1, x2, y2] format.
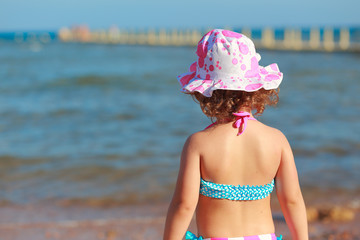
[0, 0, 359, 31]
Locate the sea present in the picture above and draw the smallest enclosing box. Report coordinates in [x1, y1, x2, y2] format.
[0, 35, 359, 207]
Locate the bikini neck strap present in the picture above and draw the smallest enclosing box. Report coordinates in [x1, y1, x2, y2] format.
[233, 111, 256, 136]
[204, 111, 256, 135]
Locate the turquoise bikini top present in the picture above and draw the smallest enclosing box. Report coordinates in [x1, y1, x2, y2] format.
[200, 178, 275, 201]
[200, 111, 275, 201]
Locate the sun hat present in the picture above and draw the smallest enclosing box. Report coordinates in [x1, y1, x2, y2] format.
[177, 29, 283, 97]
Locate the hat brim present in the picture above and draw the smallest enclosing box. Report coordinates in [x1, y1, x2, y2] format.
[177, 63, 283, 97]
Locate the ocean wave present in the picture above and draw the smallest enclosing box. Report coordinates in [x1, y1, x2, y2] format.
[293, 142, 360, 157]
[49, 74, 130, 87]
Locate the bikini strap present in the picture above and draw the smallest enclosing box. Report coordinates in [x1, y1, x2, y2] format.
[204, 122, 217, 129]
[204, 111, 256, 135]
[232, 111, 256, 136]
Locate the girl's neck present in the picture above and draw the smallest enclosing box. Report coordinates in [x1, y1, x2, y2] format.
[237, 107, 254, 117]
[216, 109, 254, 124]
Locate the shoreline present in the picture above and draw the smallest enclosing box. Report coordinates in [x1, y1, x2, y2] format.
[1, 200, 359, 240]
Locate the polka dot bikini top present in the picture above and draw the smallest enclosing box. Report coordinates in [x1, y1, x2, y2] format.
[200, 178, 275, 201]
[200, 111, 275, 201]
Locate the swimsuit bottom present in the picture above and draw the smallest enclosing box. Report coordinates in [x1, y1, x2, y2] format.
[186, 231, 283, 240]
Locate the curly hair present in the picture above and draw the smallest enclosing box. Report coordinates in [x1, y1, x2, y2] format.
[191, 88, 279, 123]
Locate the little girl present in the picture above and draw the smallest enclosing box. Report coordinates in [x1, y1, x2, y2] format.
[163, 29, 308, 240]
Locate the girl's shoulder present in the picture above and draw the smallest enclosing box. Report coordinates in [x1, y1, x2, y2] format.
[185, 129, 208, 144]
[183, 127, 216, 150]
[257, 122, 291, 149]
[242, 120, 291, 151]
[254, 120, 288, 137]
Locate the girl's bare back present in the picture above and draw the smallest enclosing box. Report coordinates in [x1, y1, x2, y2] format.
[194, 119, 283, 237]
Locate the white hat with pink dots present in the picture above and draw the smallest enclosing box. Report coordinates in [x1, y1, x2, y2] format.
[177, 29, 283, 97]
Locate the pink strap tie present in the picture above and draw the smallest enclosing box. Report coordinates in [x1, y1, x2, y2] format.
[233, 111, 256, 136]
[204, 111, 256, 135]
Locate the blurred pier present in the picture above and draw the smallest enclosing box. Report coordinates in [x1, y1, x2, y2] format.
[1, 26, 360, 52]
[57, 25, 360, 52]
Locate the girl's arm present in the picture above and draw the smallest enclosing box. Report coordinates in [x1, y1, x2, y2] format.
[275, 133, 308, 240]
[163, 134, 201, 240]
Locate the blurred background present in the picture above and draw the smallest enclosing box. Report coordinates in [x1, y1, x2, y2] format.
[0, 0, 359, 239]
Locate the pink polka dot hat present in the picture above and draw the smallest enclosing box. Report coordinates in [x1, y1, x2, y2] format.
[177, 29, 283, 97]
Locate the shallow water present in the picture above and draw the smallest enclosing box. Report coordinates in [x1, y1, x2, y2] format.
[0, 41, 359, 205]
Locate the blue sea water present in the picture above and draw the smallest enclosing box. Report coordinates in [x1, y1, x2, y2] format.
[0, 40, 359, 205]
